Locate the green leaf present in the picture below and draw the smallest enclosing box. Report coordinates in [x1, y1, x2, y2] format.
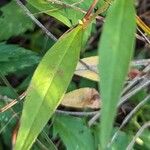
[0, 86, 17, 98]
[136, 129, 150, 149]
[98, 0, 136, 148]
[28, 0, 93, 48]
[0, 43, 40, 75]
[37, 130, 57, 150]
[0, 1, 34, 41]
[28, 0, 93, 26]
[111, 129, 131, 149]
[30, 30, 55, 53]
[15, 25, 83, 150]
[0, 99, 18, 148]
[53, 115, 95, 150]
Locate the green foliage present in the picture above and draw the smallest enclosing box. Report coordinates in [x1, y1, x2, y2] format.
[30, 31, 55, 53]
[0, 43, 40, 75]
[111, 130, 132, 149]
[136, 130, 150, 149]
[79, 78, 97, 89]
[28, 0, 93, 47]
[0, 86, 17, 98]
[37, 130, 57, 150]
[1, 0, 149, 149]
[53, 115, 95, 150]
[0, 1, 34, 41]
[15, 25, 83, 150]
[0, 99, 19, 148]
[98, 0, 136, 148]
[28, 0, 93, 26]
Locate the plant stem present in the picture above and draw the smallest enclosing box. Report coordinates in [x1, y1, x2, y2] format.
[82, 0, 112, 28]
[83, 0, 98, 20]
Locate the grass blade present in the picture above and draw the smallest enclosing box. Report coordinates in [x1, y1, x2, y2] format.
[98, 0, 136, 148]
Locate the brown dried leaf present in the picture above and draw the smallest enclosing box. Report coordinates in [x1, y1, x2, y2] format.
[61, 88, 100, 109]
[75, 56, 142, 81]
[128, 68, 142, 79]
[75, 56, 99, 81]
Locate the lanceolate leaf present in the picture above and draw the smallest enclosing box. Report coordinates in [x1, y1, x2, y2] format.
[98, 0, 136, 148]
[15, 25, 83, 150]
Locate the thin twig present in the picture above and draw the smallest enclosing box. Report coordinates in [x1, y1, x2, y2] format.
[132, 59, 150, 66]
[35, 0, 104, 23]
[87, 0, 111, 22]
[110, 95, 150, 146]
[122, 76, 145, 95]
[71, 0, 84, 6]
[0, 92, 26, 113]
[126, 121, 150, 150]
[0, 92, 98, 116]
[79, 60, 98, 74]
[0, 71, 19, 98]
[36, 139, 49, 150]
[56, 110, 99, 116]
[137, 27, 150, 45]
[119, 78, 150, 106]
[88, 111, 100, 126]
[0, 113, 19, 134]
[136, 33, 146, 42]
[15, 0, 57, 41]
[88, 75, 150, 127]
[47, 0, 86, 14]
[83, 0, 98, 20]
[122, 64, 150, 95]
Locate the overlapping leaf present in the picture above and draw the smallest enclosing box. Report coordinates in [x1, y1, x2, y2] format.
[15, 25, 83, 150]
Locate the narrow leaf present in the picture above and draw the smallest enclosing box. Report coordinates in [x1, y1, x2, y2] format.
[15, 25, 83, 150]
[98, 0, 136, 148]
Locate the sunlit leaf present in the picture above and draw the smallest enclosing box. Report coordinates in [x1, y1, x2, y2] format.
[15, 25, 83, 150]
[98, 0, 136, 148]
